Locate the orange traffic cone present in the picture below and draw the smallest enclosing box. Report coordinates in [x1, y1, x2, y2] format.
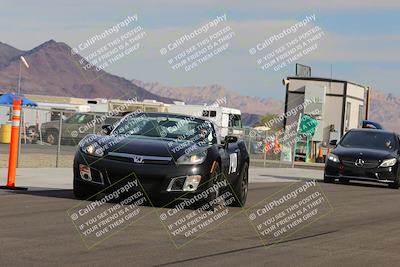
[273, 136, 280, 154]
[316, 146, 324, 163]
[265, 141, 271, 155]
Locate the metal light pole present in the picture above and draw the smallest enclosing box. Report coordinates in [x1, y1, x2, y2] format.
[17, 60, 22, 95]
[16, 56, 29, 168]
[17, 56, 29, 95]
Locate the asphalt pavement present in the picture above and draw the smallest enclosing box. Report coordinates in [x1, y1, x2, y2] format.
[0, 168, 399, 266]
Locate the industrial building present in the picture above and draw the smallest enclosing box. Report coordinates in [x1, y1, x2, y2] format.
[282, 76, 370, 161]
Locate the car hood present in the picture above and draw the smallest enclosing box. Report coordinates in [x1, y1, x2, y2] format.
[333, 145, 397, 160]
[81, 134, 211, 160]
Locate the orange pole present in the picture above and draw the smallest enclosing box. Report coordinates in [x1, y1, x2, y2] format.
[6, 97, 22, 188]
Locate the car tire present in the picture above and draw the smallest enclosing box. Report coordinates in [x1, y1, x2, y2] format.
[27, 125, 38, 144]
[44, 129, 59, 145]
[73, 179, 97, 200]
[324, 175, 334, 183]
[230, 162, 249, 207]
[388, 177, 400, 189]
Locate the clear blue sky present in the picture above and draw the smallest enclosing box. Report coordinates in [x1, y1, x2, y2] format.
[1, 0, 399, 99]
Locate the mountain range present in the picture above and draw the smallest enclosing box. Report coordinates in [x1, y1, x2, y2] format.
[0, 40, 172, 103]
[369, 91, 400, 131]
[0, 40, 399, 130]
[131, 80, 283, 116]
[132, 80, 400, 131]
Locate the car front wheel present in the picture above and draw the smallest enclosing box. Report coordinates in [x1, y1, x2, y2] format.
[73, 179, 98, 200]
[230, 162, 249, 207]
[388, 177, 400, 189]
[196, 162, 222, 211]
[324, 175, 335, 183]
[44, 130, 59, 145]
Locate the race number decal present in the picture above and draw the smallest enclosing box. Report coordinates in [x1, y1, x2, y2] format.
[229, 153, 238, 174]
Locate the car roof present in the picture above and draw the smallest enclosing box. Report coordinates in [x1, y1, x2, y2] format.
[348, 128, 397, 136]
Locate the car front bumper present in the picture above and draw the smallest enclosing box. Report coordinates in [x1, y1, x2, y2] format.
[73, 151, 217, 201]
[325, 160, 398, 183]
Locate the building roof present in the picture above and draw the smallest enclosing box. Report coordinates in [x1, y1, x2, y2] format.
[287, 76, 368, 88]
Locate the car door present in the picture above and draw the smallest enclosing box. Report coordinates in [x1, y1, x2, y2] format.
[61, 114, 80, 141]
[219, 140, 241, 185]
[63, 114, 94, 142]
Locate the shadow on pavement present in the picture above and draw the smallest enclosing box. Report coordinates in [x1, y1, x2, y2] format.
[0, 187, 198, 209]
[260, 175, 391, 189]
[260, 175, 316, 181]
[2, 188, 76, 199]
[333, 181, 390, 189]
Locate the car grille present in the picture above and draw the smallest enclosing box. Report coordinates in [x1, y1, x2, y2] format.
[341, 158, 380, 168]
[106, 152, 172, 165]
[106, 169, 166, 194]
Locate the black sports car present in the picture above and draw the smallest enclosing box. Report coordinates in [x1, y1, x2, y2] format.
[324, 128, 400, 189]
[73, 112, 250, 207]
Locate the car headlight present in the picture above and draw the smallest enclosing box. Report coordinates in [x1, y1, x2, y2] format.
[83, 144, 104, 157]
[380, 158, 397, 167]
[177, 151, 207, 165]
[327, 153, 340, 163]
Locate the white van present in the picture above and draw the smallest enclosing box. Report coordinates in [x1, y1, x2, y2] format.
[167, 104, 243, 138]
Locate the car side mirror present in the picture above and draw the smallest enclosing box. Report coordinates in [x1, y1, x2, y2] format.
[329, 140, 337, 146]
[224, 135, 238, 147]
[101, 124, 113, 135]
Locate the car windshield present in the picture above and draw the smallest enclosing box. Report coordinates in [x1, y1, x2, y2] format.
[112, 112, 217, 144]
[65, 114, 93, 124]
[340, 131, 396, 151]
